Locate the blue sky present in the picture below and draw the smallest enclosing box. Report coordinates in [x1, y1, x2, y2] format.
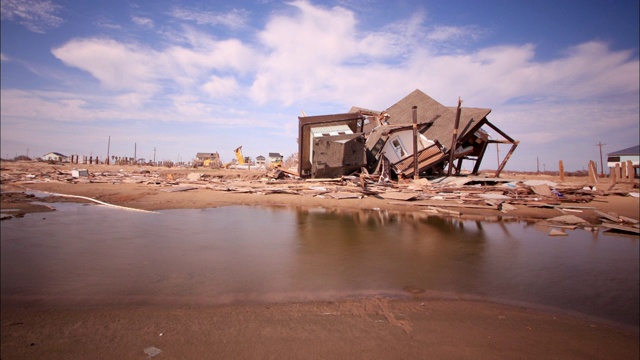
[1, 0, 638, 171]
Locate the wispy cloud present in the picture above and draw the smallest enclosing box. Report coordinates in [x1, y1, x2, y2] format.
[0, 0, 63, 33]
[131, 16, 154, 29]
[170, 7, 250, 29]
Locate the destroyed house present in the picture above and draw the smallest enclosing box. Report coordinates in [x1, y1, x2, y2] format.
[365, 123, 447, 178]
[297, 89, 518, 179]
[297, 113, 367, 178]
[379, 89, 518, 177]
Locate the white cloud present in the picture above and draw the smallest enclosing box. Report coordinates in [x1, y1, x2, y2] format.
[202, 75, 240, 98]
[132, 16, 154, 29]
[51, 38, 161, 94]
[0, 0, 63, 33]
[170, 7, 249, 29]
[1, 53, 9, 61]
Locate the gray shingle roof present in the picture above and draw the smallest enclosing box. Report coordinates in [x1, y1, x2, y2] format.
[608, 145, 640, 156]
[384, 89, 491, 145]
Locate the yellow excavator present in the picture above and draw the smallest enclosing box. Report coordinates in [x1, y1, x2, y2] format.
[234, 146, 245, 165]
[224, 146, 246, 169]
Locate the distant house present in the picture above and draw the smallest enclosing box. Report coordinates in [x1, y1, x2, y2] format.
[256, 155, 266, 167]
[268, 152, 283, 166]
[607, 145, 639, 178]
[42, 152, 69, 162]
[195, 152, 221, 167]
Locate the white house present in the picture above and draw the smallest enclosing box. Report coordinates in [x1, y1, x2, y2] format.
[42, 152, 69, 162]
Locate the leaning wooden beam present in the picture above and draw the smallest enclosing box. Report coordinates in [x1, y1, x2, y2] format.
[472, 140, 489, 175]
[494, 140, 519, 177]
[484, 119, 515, 143]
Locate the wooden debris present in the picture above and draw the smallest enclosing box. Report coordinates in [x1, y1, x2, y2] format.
[426, 206, 460, 216]
[600, 223, 640, 234]
[161, 185, 200, 192]
[549, 229, 569, 236]
[530, 184, 553, 197]
[546, 215, 588, 225]
[594, 210, 622, 223]
[619, 215, 639, 225]
[325, 192, 362, 200]
[377, 192, 420, 201]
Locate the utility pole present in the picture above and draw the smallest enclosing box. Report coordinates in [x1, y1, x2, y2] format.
[496, 144, 500, 167]
[134, 142, 137, 162]
[26, 148, 29, 158]
[596, 142, 606, 177]
[153, 147, 156, 165]
[536, 156, 539, 173]
[106, 136, 111, 165]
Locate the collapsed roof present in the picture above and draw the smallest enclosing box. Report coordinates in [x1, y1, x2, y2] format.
[298, 89, 518, 179]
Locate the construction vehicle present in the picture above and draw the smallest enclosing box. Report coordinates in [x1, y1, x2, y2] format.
[234, 146, 245, 165]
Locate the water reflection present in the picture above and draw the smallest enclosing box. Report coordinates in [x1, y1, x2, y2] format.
[1, 203, 638, 328]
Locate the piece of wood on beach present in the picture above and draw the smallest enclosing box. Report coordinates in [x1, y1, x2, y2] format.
[549, 229, 569, 236]
[530, 184, 554, 197]
[426, 206, 461, 216]
[618, 215, 639, 225]
[546, 214, 588, 225]
[594, 210, 622, 223]
[600, 223, 640, 234]
[377, 192, 420, 201]
[161, 185, 200, 192]
[325, 192, 362, 200]
[388, 201, 498, 210]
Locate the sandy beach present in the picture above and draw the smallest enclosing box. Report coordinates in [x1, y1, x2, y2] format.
[1, 160, 638, 359]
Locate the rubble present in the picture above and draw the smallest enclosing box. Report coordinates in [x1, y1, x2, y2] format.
[1, 163, 638, 234]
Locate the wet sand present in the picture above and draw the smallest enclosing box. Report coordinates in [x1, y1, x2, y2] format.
[1, 161, 639, 359]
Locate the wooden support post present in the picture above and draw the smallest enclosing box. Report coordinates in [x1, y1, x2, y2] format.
[627, 160, 634, 183]
[614, 163, 621, 184]
[610, 167, 617, 183]
[588, 160, 598, 184]
[621, 161, 627, 182]
[559, 160, 565, 182]
[447, 98, 462, 176]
